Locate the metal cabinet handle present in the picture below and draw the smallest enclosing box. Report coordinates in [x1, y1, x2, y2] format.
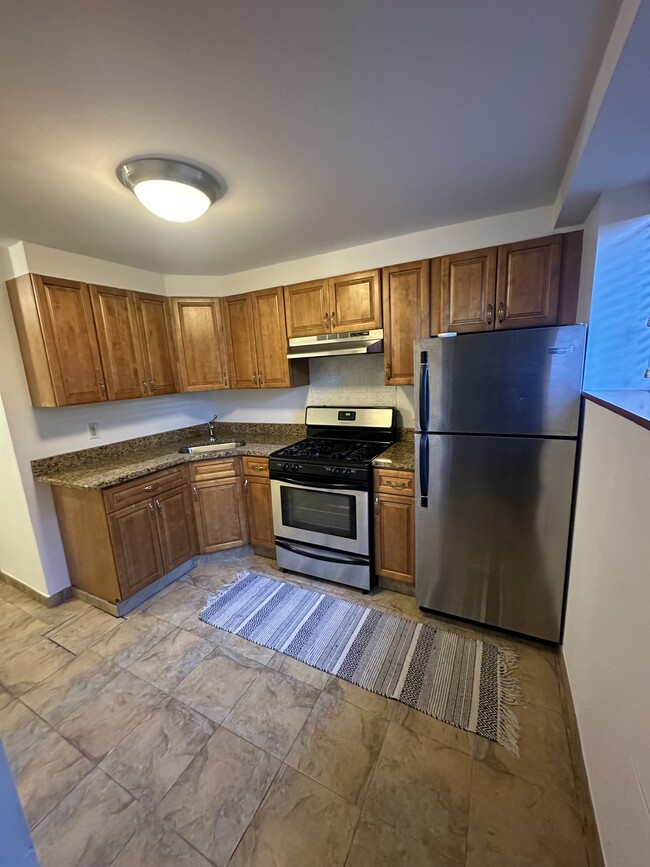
[251, 464, 265, 472]
[142, 378, 149, 392]
[374, 496, 379, 514]
[258, 369, 264, 386]
[252, 371, 257, 385]
[243, 479, 249, 488]
[143, 483, 159, 492]
[385, 361, 391, 379]
[486, 304, 493, 325]
[223, 371, 228, 386]
[498, 302, 505, 323]
[331, 310, 336, 328]
[155, 498, 162, 513]
[149, 377, 155, 391]
[192, 486, 199, 502]
[99, 381, 106, 394]
[323, 311, 330, 327]
[386, 480, 409, 488]
[148, 502, 155, 517]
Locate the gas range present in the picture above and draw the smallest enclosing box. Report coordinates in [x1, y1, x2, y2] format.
[269, 406, 398, 593]
[270, 406, 397, 484]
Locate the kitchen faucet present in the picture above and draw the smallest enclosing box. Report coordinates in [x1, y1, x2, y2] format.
[207, 413, 218, 440]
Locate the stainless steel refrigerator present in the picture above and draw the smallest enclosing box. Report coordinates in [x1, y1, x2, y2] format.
[414, 324, 586, 642]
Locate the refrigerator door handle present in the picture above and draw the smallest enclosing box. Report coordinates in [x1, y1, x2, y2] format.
[419, 434, 429, 507]
[418, 351, 429, 433]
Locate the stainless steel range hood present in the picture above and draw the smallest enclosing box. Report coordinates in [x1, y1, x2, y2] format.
[287, 329, 383, 359]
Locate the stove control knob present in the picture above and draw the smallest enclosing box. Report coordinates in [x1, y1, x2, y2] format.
[281, 463, 290, 471]
[333, 467, 341, 475]
[344, 468, 352, 476]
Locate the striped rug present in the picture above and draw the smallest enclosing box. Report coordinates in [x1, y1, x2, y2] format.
[200, 571, 521, 753]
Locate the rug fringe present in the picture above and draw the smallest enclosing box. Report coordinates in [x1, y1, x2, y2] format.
[496, 644, 522, 756]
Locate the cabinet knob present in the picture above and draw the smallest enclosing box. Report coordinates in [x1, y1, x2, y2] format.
[486, 304, 493, 325]
[498, 302, 505, 323]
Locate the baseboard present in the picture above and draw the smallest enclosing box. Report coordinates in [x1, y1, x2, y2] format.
[558, 649, 605, 867]
[378, 575, 415, 596]
[0, 570, 72, 608]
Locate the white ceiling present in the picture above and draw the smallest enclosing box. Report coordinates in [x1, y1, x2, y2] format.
[557, 0, 650, 225]
[0, 0, 622, 275]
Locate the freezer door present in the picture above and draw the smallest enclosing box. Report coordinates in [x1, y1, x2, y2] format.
[415, 433, 577, 642]
[415, 325, 586, 436]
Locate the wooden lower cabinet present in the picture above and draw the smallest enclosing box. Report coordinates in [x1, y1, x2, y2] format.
[108, 499, 165, 597]
[374, 469, 415, 586]
[190, 459, 248, 553]
[243, 457, 274, 553]
[155, 486, 197, 571]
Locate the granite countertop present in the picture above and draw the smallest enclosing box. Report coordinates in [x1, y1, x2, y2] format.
[32, 422, 306, 490]
[32, 421, 416, 488]
[372, 439, 415, 472]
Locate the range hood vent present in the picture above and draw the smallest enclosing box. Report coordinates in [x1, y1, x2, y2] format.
[287, 329, 384, 359]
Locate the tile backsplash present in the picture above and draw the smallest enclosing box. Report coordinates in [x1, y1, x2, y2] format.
[308, 355, 414, 426]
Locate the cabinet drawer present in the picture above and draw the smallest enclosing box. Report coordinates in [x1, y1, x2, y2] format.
[103, 465, 188, 513]
[373, 469, 414, 498]
[242, 456, 269, 478]
[189, 457, 240, 482]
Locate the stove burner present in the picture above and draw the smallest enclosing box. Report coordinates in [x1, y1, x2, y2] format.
[273, 438, 386, 463]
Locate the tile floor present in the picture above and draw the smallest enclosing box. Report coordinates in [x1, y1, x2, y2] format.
[0, 548, 593, 866]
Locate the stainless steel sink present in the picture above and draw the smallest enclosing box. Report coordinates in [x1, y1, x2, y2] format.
[178, 441, 245, 454]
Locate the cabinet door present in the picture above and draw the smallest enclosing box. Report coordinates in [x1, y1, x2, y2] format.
[108, 500, 163, 598]
[284, 279, 330, 337]
[89, 284, 146, 400]
[329, 269, 382, 332]
[222, 294, 259, 388]
[33, 275, 107, 405]
[244, 477, 274, 549]
[154, 485, 197, 572]
[135, 293, 178, 396]
[251, 287, 291, 388]
[172, 298, 228, 391]
[382, 260, 430, 385]
[192, 478, 249, 553]
[436, 248, 497, 334]
[374, 494, 415, 585]
[496, 235, 562, 329]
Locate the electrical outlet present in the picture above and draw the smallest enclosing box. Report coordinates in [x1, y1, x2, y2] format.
[88, 422, 99, 439]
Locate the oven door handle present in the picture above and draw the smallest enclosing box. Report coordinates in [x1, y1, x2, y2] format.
[275, 539, 369, 565]
[270, 474, 366, 492]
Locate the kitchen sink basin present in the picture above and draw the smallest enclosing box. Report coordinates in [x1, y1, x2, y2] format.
[178, 441, 245, 454]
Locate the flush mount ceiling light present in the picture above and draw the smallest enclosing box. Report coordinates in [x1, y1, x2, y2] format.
[116, 157, 222, 223]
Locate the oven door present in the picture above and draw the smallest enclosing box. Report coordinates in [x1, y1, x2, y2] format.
[270, 477, 369, 556]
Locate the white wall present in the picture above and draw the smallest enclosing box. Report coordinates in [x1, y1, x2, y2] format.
[563, 401, 650, 867]
[0, 244, 217, 595]
[0, 744, 39, 867]
[165, 205, 556, 294]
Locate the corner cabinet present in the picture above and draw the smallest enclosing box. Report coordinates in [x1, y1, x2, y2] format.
[171, 297, 229, 391]
[374, 468, 415, 586]
[222, 287, 309, 389]
[284, 269, 382, 338]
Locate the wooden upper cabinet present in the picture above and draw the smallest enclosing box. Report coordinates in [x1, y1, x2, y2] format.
[329, 269, 382, 332]
[251, 287, 291, 388]
[7, 274, 107, 407]
[284, 279, 329, 338]
[89, 284, 146, 401]
[436, 248, 498, 334]
[134, 293, 177, 396]
[382, 260, 430, 385]
[171, 298, 228, 391]
[222, 294, 259, 388]
[495, 235, 562, 329]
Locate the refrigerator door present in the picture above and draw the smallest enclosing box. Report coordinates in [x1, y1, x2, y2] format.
[415, 433, 577, 642]
[415, 324, 586, 437]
